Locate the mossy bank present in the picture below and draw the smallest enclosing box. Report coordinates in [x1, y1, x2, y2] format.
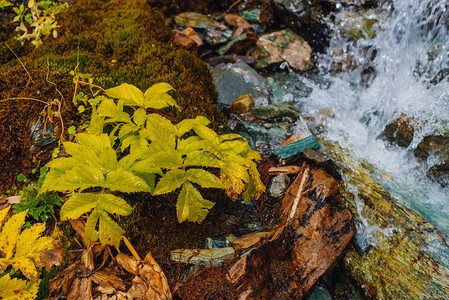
[0, 0, 226, 193]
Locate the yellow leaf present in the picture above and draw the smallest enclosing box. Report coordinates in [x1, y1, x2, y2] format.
[176, 181, 214, 223]
[105, 83, 145, 106]
[11, 257, 38, 282]
[99, 211, 124, 247]
[0, 206, 10, 231]
[0, 274, 38, 300]
[186, 169, 223, 189]
[153, 169, 186, 195]
[0, 210, 26, 259]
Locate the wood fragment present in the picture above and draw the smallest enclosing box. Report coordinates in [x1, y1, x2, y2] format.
[268, 166, 301, 175]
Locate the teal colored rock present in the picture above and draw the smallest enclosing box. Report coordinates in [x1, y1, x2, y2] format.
[241, 9, 260, 22]
[306, 284, 333, 300]
[217, 32, 257, 56]
[266, 74, 313, 104]
[174, 12, 227, 30]
[272, 135, 321, 159]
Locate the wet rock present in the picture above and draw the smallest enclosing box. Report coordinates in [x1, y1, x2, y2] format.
[267, 73, 313, 104]
[174, 12, 227, 30]
[272, 0, 329, 51]
[30, 118, 59, 147]
[324, 141, 449, 299]
[230, 93, 255, 114]
[229, 162, 354, 299]
[427, 163, 449, 187]
[205, 54, 254, 66]
[173, 30, 199, 52]
[205, 235, 236, 249]
[223, 14, 252, 29]
[212, 60, 268, 105]
[231, 231, 273, 251]
[254, 29, 313, 71]
[203, 28, 233, 45]
[233, 118, 295, 153]
[414, 134, 449, 163]
[241, 9, 260, 23]
[381, 114, 415, 148]
[223, 14, 252, 39]
[307, 283, 332, 300]
[334, 9, 384, 41]
[326, 0, 380, 6]
[303, 149, 342, 180]
[281, 134, 303, 146]
[217, 31, 258, 56]
[329, 45, 357, 71]
[250, 103, 302, 122]
[269, 173, 291, 198]
[171, 248, 235, 266]
[272, 135, 321, 160]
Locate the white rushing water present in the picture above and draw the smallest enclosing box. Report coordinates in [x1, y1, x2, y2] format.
[289, 0, 449, 234]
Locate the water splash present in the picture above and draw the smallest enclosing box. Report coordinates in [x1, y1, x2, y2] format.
[289, 0, 449, 234]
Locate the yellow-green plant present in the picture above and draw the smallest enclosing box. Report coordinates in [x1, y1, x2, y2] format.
[13, 0, 69, 46]
[39, 83, 265, 247]
[0, 207, 58, 299]
[0, 0, 12, 9]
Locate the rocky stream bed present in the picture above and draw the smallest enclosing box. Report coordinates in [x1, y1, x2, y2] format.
[2, 0, 449, 299]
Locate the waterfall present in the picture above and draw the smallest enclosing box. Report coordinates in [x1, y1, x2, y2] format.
[290, 0, 449, 234]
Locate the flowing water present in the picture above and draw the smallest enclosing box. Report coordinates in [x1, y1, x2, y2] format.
[282, 0, 449, 236]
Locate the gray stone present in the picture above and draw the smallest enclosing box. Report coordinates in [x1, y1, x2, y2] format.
[269, 173, 291, 198]
[250, 103, 302, 122]
[212, 60, 268, 105]
[203, 28, 233, 45]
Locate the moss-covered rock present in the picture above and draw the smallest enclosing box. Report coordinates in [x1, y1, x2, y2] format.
[0, 0, 226, 193]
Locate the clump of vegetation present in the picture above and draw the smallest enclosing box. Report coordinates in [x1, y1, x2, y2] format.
[0, 207, 60, 299]
[39, 82, 264, 247]
[0, 0, 226, 193]
[13, 0, 69, 46]
[14, 166, 63, 223]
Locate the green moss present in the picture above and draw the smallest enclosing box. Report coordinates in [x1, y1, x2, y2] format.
[0, 0, 226, 193]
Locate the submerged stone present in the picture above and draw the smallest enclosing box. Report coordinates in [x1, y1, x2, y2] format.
[174, 12, 227, 30]
[414, 134, 449, 163]
[253, 29, 313, 71]
[212, 60, 268, 105]
[334, 9, 384, 41]
[381, 113, 415, 148]
[266, 74, 313, 104]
